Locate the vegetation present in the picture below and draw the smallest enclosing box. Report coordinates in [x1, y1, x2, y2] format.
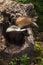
[34, 42, 43, 52]
[8, 54, 29, 65]
[0, 44, 43, 65]
[8, 54, 43, 65]
[0, 0, 43, 65]
[7, 42, 43, 65]
[9, 59, 16, 65]
[0, 56, 3, 62]
[20, 54, 29, 65]
[15, 0, 43, 31]
[35, 57, 43, 65]
[34, 42, 41, 51]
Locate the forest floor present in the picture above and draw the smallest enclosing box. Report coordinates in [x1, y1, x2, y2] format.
[0, 0, 43, 65]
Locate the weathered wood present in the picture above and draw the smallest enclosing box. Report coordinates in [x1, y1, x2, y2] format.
[0, 0, 37, 56]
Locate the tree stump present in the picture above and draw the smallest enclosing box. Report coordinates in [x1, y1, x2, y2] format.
[0, 0, 38, 59]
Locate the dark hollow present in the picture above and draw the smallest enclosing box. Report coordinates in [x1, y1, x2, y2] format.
[6, 31, 25, 46]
